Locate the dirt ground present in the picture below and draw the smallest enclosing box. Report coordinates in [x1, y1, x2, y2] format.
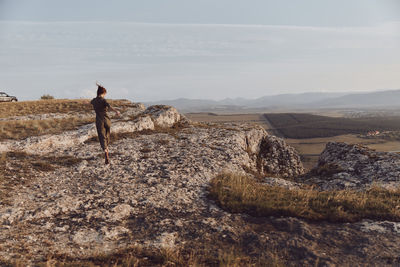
[186, 112, 400, 170]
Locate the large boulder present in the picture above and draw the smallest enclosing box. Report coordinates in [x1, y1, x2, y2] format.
[119, 103, 146, 120]
[144, 105, 182, 128]
[257, 135, 305, 178]
[112, 116, 155, 133]
[217, 124, 304, 178]
[304, 142, 400, 190]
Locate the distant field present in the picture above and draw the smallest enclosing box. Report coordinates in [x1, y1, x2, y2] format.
[264, 113, 400, 139]
[185, 113, 269, 128]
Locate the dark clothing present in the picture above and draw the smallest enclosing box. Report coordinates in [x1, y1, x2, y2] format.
[96, 118, 111, 151]
[91, 97, 111, 151]
[91, 96, 111, 120]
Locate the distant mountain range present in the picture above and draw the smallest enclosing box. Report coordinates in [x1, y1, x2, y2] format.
[145, 90, 400, 112]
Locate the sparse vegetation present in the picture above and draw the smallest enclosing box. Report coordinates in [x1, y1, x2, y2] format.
[0, 117, 94, 141]
[0, 99, 141, 141]
[209, 173, 400, 223]
[0, 99, 133, 118]
[40, 94, 55, 100]
[27, 243, 284, 267]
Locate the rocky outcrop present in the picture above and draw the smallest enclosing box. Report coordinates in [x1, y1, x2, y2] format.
[224, 126, 304, 178]
[302, 142, 400, 190]
[144, 105, 185, 127]
[0, 104, 303, 178]
[0, 104, 186, 154]
[0, 103, 308, 265]
[5, 103, 400, 266]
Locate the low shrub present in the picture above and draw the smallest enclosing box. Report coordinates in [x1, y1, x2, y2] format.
[40, 94, 55, 100]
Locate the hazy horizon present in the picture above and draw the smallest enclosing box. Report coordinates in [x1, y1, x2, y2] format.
[1, 1, 400, 102]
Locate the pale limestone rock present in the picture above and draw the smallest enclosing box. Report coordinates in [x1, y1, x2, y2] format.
[120, 103, 146, 120]
[244, 127, 267, 154]
[73, 229, 102, 245]
[303, 142, 400, 190]
[144, 105, 181, 128]
[154, 232, 178, 248]
[0, 143, 10, 153]
[102, 226, 130, 240]
[359, 220, 400, 234]
[111, 204, 134, 221]
[112, 115, 155, 133]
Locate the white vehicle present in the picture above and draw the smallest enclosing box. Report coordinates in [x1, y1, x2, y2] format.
[0, 92, 18, 102]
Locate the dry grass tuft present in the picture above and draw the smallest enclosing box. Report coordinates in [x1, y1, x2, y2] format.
[0, 117, 94, 141]
[209, 173, 400, 223]
[26, 245, 284, 267]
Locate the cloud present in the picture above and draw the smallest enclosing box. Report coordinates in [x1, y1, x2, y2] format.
[1, 21, 400, 101]
[80, 89, 96, 98]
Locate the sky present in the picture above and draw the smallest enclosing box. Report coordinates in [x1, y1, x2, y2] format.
[1, 0, 400, 101]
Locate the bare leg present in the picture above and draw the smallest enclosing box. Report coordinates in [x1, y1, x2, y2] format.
[105, 148, 110, 164]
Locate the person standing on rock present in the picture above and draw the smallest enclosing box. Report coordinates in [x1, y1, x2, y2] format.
[90, 83, 120, 164]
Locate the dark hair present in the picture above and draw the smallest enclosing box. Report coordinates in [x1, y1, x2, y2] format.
[97, 85, 107, 96]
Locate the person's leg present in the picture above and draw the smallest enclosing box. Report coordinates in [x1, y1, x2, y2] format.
[104, 149, 110, 164]
[104, 118, 111, 149]
[104, 119, 111, 164]
[96, 119, 109, 164]
[96, 120, 106, 151]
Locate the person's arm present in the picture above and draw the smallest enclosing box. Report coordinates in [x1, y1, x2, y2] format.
[88, 99, 94, 110]
[109, 105, 121, 116]
[104, 99, 120, 116]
